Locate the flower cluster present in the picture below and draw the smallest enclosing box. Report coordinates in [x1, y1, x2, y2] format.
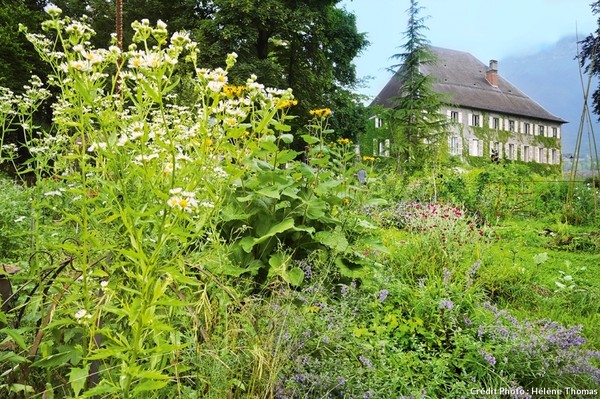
[166, 188, 199, 213]
[309, 108, 331, 118]
[479, 301, 600, 384]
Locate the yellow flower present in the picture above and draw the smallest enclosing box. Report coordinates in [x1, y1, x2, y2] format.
[309, 108, 332, 118]
[362, 156, 375, 162]
[337, 138, 351, 145]
[223, 85, 245, 97]
[277, 99, 298, 109]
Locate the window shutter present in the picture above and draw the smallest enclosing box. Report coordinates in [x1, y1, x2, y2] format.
[467, 113, 472, 126]
[458, 112, 463, 124]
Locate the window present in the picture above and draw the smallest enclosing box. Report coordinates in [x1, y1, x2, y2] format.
[450, 111, 459, 122]
[491, 142, 501, 162]
[551, 149, 558, 164]
[470, 138, 482, 156]
[374, 117, 383, 128]
[523, 145, 530, 162]
[471, 114, 480, 127]
[508, 143, 515, 160]
[509, 120, 515, 132]
[538, 125, 545, 136]
[538, 148, 545, 163]
[449, 136, 460, 155]
[524, 123, 531, 135]
[492, 117, 500, 129]
[552, 127, 558, 138]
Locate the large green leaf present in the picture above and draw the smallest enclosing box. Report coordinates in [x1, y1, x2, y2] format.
[239, 218, 295, 252]
[315, 230, 349, 252]
[69, 365, 90, 397]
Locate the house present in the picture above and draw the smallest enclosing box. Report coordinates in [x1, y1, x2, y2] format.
[369, 46, 566, 166]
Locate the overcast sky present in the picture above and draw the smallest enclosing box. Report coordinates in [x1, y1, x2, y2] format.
[341, 0, 598, 99]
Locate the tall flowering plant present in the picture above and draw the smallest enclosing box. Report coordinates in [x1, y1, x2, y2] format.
[0, 6, 379, 397]
[0, 8, 328, 397]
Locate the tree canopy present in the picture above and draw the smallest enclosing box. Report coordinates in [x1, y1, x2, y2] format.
[0, 0, 49, 92]
[18, 0, 369, 141]
[195, 0, 368, 139]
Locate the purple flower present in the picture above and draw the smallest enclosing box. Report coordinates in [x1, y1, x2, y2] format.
[377, 289, 389, 302]
[439, 299, 454, 310]
[340, 284, 348, 296]
[359, 355, 374, 369]
[480, 349, 496, 366]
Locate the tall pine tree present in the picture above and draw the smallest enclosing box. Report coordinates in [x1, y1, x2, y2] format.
[386, 0, 448, 173]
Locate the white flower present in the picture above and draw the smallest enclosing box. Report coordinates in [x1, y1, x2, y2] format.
[69, 60, 92, 72]
[44, 190, 63, 197]
[87, 142, 107, 152]
[117, 134, 129, 146]
[167, 190, 199, 213]
[14, 216, 27, 223]
[46, 5, 62, 17]
[100, 280, 108, 288]
[156, 20, 167, 30]
[74, 309, 87, 319]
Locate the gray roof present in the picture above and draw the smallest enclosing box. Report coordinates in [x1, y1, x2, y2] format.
[372, 46, 566, 124]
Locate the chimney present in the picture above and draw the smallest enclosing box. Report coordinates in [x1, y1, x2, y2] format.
[486, 60, 499, 87]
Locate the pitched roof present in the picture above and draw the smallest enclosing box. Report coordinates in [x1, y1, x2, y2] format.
[372, 46, 566, 124]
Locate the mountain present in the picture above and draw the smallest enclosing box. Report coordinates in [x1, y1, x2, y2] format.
[500, 35, 599, 157]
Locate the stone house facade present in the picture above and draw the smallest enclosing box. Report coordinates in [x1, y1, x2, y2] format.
[370, 47, 565, 165]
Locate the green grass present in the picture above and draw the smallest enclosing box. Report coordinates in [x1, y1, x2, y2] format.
[476, 218, 600, 347]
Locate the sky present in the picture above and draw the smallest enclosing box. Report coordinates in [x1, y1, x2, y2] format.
[341, 0, 598, 100]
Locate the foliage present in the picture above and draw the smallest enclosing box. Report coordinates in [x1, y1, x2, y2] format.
[0, 175, 32, 262]
[579, 0, 600, 120]
[195, 0, 369, 141]
[50, 0, 370, 143]
[0, 0, 49, 92]
[0, 10, 376, 397]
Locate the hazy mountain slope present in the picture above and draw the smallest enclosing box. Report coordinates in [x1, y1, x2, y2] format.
[500, 35, 599, 156]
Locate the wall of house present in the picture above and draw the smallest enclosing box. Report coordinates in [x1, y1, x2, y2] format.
[442, 106, 562, 167]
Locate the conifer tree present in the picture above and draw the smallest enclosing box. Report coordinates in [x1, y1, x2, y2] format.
[386, 0, 448, 172]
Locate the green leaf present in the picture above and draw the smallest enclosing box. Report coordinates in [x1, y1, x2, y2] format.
[32, 350, 78, 369]
[315, 230, 349, 252]
[280, 133, 294, 142]
[257, 185, 281, 199]
[301, 134, 320, 144]
[1, 328, 27, 350]
[533, 252, 548, 265]
[132, 378, 169, 394]
[283, 267, 304, 286]
[69, 364, 90, 397]
[304, 197, 327, 219]
[240, 218, 295, 252]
